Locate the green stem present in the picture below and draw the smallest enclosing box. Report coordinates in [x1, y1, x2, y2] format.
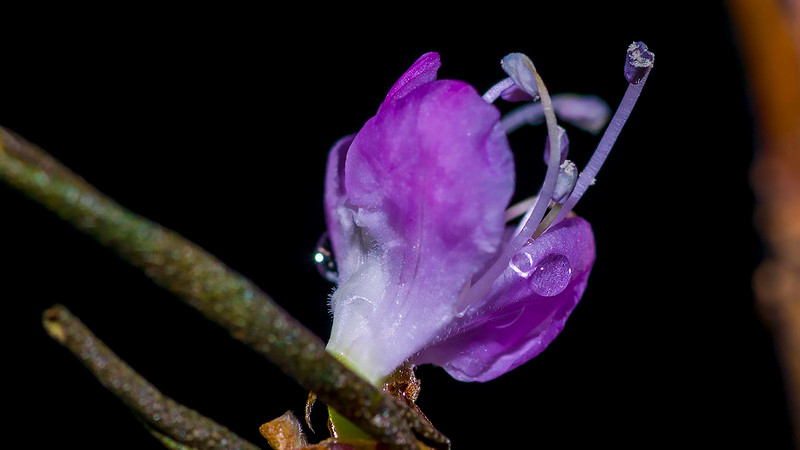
[328, 406, 373, 441]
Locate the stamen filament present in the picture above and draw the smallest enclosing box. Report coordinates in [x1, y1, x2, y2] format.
[531, 203, 563, 240]
[501, 102, 545, 133]
[552, 68, 651, 227]
[457, 43, 653, 316]
[512, 69, 563, 243]
[505, 196, 538, 222]
[458, 67, 562, 314]
[502, 95, 613, 135]
[482, 77, 515, 103]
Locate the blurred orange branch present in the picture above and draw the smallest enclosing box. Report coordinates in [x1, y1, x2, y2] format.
[728, 0, 800, 445]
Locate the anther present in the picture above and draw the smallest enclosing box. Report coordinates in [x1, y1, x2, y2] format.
[624, 41, 654, 85]
[501, 53, 540, 100]
[552, 160, 578, 204]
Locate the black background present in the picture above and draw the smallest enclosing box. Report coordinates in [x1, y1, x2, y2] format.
[3, 2, 795, 448]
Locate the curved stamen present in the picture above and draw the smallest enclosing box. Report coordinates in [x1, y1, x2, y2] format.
[458, 43, 654, 315]
[552, 42, 654, 227]
[544, 126, 569, 166]
[502, 94, 612, 135]
[501, 102, 545, 133]
[482, 77, 515, 103]
[505, 196, 538, 223]
[512, 69, 563, 242]
[458, 64, 562, 314]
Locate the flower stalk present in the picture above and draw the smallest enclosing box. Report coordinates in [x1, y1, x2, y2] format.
[0, 126, 448, 448]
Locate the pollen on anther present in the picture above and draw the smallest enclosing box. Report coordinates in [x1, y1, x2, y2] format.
[624, 42, 655, 84]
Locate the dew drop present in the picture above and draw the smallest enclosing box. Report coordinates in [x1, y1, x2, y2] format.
[509, 251, 535, 277]
[530, 253, 572, 297]
[314, 231, 338, 283]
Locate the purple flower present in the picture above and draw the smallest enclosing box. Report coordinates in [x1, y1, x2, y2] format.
[321, 44, 653, 384]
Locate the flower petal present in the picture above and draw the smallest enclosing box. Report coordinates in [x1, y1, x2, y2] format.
[325, 77, 515, 382]
[323, 134, 358, 281]
[382, 52, 441, 107]
[413, 217, 595, 382]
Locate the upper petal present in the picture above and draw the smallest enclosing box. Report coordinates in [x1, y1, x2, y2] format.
[345, 80, 515, 298]
[325, 77, 515, 382]
[382, 52, 441, 107]
[413, 216, 595, 382]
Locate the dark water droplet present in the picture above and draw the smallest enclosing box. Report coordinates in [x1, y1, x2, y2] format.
[314, 231, 338, 283]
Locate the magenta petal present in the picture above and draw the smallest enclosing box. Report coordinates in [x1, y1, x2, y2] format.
[323, 134, 357, 280]
[413, 217, 595, 382]
[382, 52, 441, 107]
[325, 77, 515, 382]
[345, 80, 515, 292]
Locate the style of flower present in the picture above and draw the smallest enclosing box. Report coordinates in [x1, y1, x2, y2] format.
[319, 43, 654, 385]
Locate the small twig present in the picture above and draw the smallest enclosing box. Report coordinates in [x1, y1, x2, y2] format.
[42, 305, 260, 450]
[0, 127, 448, 449]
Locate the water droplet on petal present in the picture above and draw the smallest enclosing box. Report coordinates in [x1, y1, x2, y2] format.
[509, 251, 535, 277]
[314, 231, 338, 283]
[530, 253, 572, 297]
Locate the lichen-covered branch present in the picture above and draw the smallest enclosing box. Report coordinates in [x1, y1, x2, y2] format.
[42, 305, 260, 450]
[0, 126, 448, 449]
